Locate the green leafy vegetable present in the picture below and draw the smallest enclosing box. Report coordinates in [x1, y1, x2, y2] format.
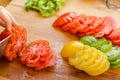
[25, 0, 66, 17]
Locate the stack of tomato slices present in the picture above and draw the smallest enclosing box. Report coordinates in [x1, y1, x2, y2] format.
[0, 25, 27, 61]
[61, 41, 110, 76]
[53, 12, 120, 46]
[53, 12, 116, 37]
[0, 25, 57, 70]
[19, 40, 57, 70]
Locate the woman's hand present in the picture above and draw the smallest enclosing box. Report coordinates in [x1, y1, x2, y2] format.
[0, 6, 17, 31]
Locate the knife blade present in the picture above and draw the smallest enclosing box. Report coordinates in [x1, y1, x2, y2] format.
[0, 34, 11, 57]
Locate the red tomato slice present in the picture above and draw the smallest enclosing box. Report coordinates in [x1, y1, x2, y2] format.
[53, 12, 117, 38]
[0, 29, 11, 41]
[112, 39, 120, 46]
[78, 15, 96, 33]
[53, 12, 77, 27]
[74, 14, 88, 33]
[4, 25, 27, 61]
[61, 14, 86, 32]
[105, 28, 120, 40]
[77, 33, 86, 37]
[86, 17, 104, 35]
[93, 17, 116, 37]
[67, 15, 87, 34]
[19, 40, 57, 70]
[35, 53, 57, 70]
[77, 17, 104, 37]
[61, 16, 81, 32]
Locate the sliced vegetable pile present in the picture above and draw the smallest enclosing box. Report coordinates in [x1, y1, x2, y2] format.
[53, 12, 116, 37]
[80, 35, 120, 68]
[0, 25, 57, 70]
[1, 25, 27, 61]
[19, 40, 57, 70]
[53, 11, 120, 46]
[61, 35, 120, 76]
[54, 12, 120, 76]
[25, 0, 66, 17]
[61, 41, 110, 76]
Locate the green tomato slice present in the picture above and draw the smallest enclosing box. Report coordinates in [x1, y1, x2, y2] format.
[80, 36, 112, 53]
[110, 59, 120, 65]
[80, 35, 97, 46]
[110, 60, 120, 68]
[107, 46, 120, 61]
[99, 41, 112, 53]
[91, 37, 107, 49]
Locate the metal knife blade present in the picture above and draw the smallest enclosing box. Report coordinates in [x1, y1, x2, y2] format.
[0, 35, 11, 57]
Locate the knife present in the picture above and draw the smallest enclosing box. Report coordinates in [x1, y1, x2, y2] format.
[0, 34, 11, 57]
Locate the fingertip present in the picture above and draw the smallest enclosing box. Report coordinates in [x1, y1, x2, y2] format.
[6, 23, 12, 31]
[13, 21, 18, 26]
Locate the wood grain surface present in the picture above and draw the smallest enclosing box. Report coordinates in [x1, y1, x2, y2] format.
[0, 0, 11, 6]
[0, 0, 120, 80]
[0, 76, 9, 80]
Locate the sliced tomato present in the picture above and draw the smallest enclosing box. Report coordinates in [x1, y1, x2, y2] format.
[78, 15, 96, 33]
[69, 16, 103, 37]
[86, 17, 104, 35]
[60, 14, 86, 33]
[19, 40, 57, 70]
[66, 15, 87, 35]
[53, 12, 116, 38]
[105, 28, 120, 40]
[74, 14, 88, 33]
[111, 39, 120, 46]
[4, 25, 27, 61]
[77, 33, 86, 37]
[53, 12, 77, 27]
[61, 15, 82, 32]
[0, 29, 11, 41]
[35, 53, 57, 70]
[93, 17, 116, 37]
[67, 14, 87, 34]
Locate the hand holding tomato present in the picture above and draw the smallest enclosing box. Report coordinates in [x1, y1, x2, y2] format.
[0, 6, 17, 31]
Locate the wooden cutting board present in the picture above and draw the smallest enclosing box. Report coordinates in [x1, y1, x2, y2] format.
[1, 0, 120, 80]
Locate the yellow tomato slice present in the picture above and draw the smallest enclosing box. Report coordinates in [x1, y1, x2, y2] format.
[86, 60, 110, 76]
[86, 51, 108, 72]
[84, 50, 104, 71]
[68, 45, 92, 66]
[68, 50, 84, 66]
[61, 41, 83, 57]
[75, 47, 99, 70]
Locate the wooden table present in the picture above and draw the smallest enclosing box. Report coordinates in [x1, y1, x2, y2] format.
[1, 0, 120, 80]
[0, 0, 11, 6]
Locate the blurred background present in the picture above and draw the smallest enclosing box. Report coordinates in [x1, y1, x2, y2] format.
[0, 0, 11, 6]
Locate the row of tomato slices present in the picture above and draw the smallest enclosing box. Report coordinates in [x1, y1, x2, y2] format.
[53, 12, 120, 46]
[0, 25, 57, 70]
[61, 41, 110, 76]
